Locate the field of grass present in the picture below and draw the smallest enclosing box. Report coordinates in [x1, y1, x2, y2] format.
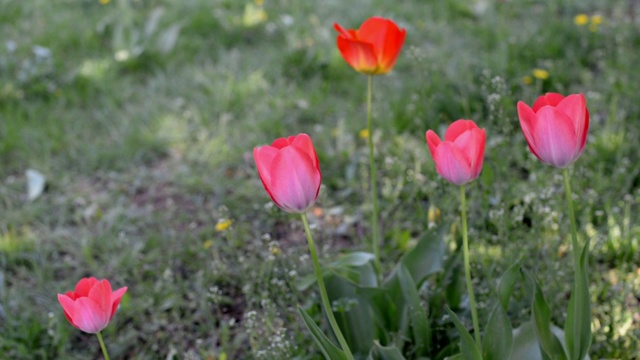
[1, 0, 639, 358]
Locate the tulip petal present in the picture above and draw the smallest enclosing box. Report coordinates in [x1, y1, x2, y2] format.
[557, 93, 589, 151]
[89, 279, 113, 318]
[379, 26, 406, 72]
[426, 130, 442, 159]
[434, 142, 473, 186]
[468, 128, 486, 179]
[110, 286, 128, 321]
[74, 277, 98, 297]
[254, 146, 280, 193]
[532, 106, 579, 168]
[517, 101, 542, 160]
[532, 92, 565, 112]
[290, 134, 319, 169]
[58, 294, 76, 326]
[357, 17, 405, 73]
[336, 36, 379, 74]
[72, 297, 110, 334]
[444, 119, 478, 142]
[269, 146, 320, 213]
[333, 23, 352, 39]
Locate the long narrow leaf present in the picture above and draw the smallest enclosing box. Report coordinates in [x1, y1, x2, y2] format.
[446, 307, 482, 360]
[564, 239, 592, 360]
[482, 304, 513, 360]
[523, 270, 567, 360]
[497, 262, 521, 311]
[397, 264, 431, 355]
[298, 307, 348, 360]
[368, 341, 407, 360]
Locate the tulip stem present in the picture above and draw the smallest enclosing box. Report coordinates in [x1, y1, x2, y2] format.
[366, 74, 381, 279]
[96, 331, 111, 360]
[460, 185, 482, 348]
[562, 169, 581, 279]
[301, 214, 354, 360]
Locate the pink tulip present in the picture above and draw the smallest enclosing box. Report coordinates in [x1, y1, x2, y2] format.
[517, 93, 589, 168]
[58, 277, 127, 334]
[426, 120, 486, 186]
[254, 133, 322, 213]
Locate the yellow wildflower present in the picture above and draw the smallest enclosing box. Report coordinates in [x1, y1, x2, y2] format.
[269, 243, 282, 256]
[574, 14, 589, 26]
[215, 218, 233, 232]
[99, 0, 110, 4]
[590, 15, 603, 25]
[203, 239, 214, 249]
[359, 129, 370, 139]
[428, 205, 441, 223]
[532, 68, 549, 80]
[522, 75, 533, 85]
[254, 0, 264, 5]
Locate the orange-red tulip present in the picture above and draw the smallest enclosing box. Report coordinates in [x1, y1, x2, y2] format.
[58, 277, 127, 334]
[334, 17, 406, 75]
[254, 133, 321, 213]
[517, 93, 589, 168]
[426, 120, 486, 186]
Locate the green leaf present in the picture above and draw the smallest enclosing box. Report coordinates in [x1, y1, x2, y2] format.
[400, 226, 446, 284]
[564, 239, 592, 360]
[524, 271, 567, 360]
[368, 341, 407, 360]
[324, 272, 376, 354]
[497, 262, 521, 311]
[446, 307, 482, 360]
[510, 321, 545, 360]
[298, 307, 348, 360]
[397, 264, 431, 355]
[330, 252, 376, 268]
[482, 303, 513, 360]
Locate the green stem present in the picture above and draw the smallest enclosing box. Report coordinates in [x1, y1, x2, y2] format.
[562, 169, 580, 278]
[96, 331, 111, 360]
[366, 74, 381, 278]
[301, 214, 354, 360]
[460, 185, 482, 348]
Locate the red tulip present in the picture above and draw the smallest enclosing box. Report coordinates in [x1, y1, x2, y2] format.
[426, 120, 486, 186]
[58, 277, 127, 334]
[254, 133, 321, 213]
[517, 93, 589, 168]
[334, 17, 406, 75]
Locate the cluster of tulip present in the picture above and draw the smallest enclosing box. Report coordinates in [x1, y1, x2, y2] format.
[56, 16, 592, 360]
[254, 17, 591, 360]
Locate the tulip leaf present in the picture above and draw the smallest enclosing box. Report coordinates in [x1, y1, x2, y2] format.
[446, 307, 482, 360]
[482, 303, 513, 360]
[329, 251, 376, 268]
[400, 225, 446, 285]
[367, 341, 407, 360]
[510, 321, 575, 360]
[524, 270, 567, 360]
[564, 239, 592, 360]
[324, 270, 377, 355]
[396, 264, 430, 356]
[497, 262, 521, 311]
[298, 307, 348, 360]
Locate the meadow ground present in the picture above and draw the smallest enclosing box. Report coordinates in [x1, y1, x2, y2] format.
[1, 0, 639, 359]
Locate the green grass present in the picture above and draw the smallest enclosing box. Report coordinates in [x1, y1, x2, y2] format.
[1, 0, 639, 358]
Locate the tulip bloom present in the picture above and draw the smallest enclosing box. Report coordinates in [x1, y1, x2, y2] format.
[426, 120, 486, 186]
[58, 277, 127, 334]
[517, 93, 589, 168]
[334, 17, 406, 75]
[254, 133, 321, 213]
